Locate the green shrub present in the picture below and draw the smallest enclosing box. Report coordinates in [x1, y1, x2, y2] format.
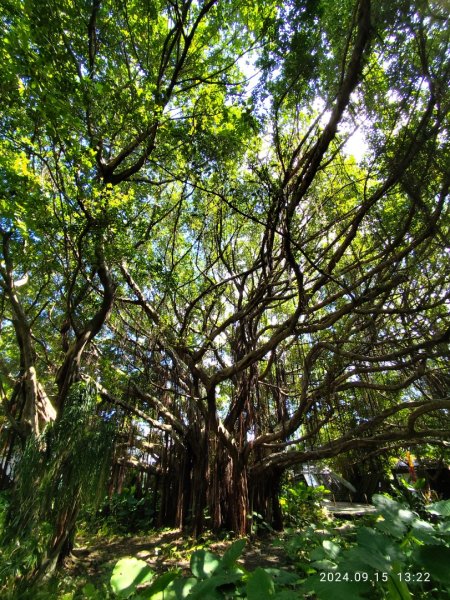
[280, 480, 329, 526]
[0, 491, 9, 536]
[300, 495, 450, 599]
[107, 539, 301, 599]
[93, 487, 155, 534]
[0, 383, 113, 592]
[71, 495, 450, 600]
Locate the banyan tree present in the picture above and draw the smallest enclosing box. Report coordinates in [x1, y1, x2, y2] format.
[0, 0, 449, 573]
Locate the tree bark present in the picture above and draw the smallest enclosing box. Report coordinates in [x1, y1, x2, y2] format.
[249, 468, 284, 531]
[55, 247, 115, 411]
[0, 231, 56, 435]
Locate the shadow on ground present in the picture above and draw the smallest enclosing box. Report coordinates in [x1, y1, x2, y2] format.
[70, 529, 292, 580]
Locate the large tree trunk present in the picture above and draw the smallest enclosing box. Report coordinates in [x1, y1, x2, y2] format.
[55, 248, 115, 412]
[190, 432, 209, 537]
[176, 445, 193, 530]
[0, 231, 56, 437]
[209, 448, 285, 536]
[249, 467, 284, 531]
[156, 426, 209, 535]
[224, 457, 249, 535]
[36, 500, 80, 579]
[5, 293, 56, 435]
[210, 446, 250, 536]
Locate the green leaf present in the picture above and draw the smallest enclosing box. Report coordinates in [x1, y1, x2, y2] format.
[310, 559, 338, 570]
[273, 592, 302, 600]
[309, 547, 326, 561]
[373, 495, 413, 538]
[82, 583, 97, 598]
[189, 572, 243, 599]
[415, 546, 450, 584]
[165, 577, 197, 599]
[246, 567, 275, 600]
[410, 518, 440, 544]
[343, 527, 400, 572]
[140, 571, 179, 599]
[386, 573, 412, 600]
[110, 557, 154, 598]
[218, 538, 246, 570]
[437, 520, 450, 535]
[262, 568, 300, 585]
[301, 575, 368, 600]
[426, 500, 450, 517]
[189, 549, 220, 579]
[323, 540, 340, 560]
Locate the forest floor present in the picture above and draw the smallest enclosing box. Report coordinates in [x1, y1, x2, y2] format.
[66, 504, 375, 584]
[68, 528, 294, 583]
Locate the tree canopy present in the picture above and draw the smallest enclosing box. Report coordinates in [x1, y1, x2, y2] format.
[1, 0, 449, 560]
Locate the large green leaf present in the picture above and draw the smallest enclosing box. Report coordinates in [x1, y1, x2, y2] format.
[262, 568, 301, 586]
[189, 549, 220, 579]
[189, 571, 243, 599]
[372, 495, 414, 539]
[343, 527, 400, 572]
[322, 540, 341, 561]
[301, 575, 368, 600]
[218, 538, 246, 570]
[426, 500, 450, 517]
[410, 517, 440, 544]
[246, 567, 275, 600]
[385, 573, 412, 600]
[415, 546, 450, 584]
[139, 571, 179, 599]
[110, 557, 154, 598]
[273, 592, 302, 600]
[168, 577, 197, 599]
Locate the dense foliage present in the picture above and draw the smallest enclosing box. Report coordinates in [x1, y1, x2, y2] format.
[72, 497, 450, 599]
[1, 0, 449, 586]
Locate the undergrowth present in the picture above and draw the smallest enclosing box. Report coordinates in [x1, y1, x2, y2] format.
[2, 494, 450, 599]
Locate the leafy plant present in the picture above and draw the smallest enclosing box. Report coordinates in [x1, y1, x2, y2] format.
[108, 538, 301, 599]
[110, 557, 155, 598]
[301, 495, 450, 599]
[390, 475, 439, 517]
[0, 383, 113, 589]
[248, 511, 275, 536]
[92, 488, 155, 535]
[280, 479, 330, 527]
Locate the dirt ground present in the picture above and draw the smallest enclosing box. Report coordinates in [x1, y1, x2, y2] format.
[69, 529, 293, 581]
